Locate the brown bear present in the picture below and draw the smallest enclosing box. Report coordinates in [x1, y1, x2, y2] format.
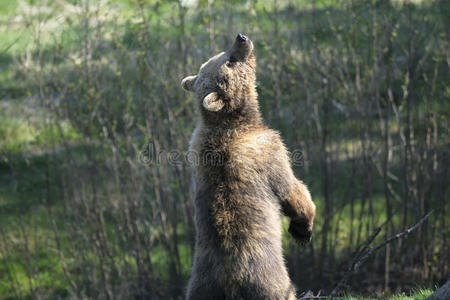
[181, 34, 316, 300]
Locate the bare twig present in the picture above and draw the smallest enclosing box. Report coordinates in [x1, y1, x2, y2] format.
[354, 210, 433, 269]
[330, 210, 433, 296]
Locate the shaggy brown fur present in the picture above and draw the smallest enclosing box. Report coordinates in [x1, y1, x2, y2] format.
[181, 34, 316, 300]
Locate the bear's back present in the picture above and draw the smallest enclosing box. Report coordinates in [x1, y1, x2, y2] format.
[190, 124, 284, 254]
[188, 124, 294, 299]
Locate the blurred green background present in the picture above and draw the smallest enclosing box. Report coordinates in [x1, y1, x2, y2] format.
[0, 0, 449, 299]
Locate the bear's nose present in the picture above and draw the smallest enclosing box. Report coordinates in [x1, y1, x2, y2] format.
[236, 33, 248, 43]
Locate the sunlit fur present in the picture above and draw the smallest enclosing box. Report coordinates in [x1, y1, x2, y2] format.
[182, 36, 315, 300]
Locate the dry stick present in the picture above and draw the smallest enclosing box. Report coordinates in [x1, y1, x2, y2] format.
[354, 210, 433, 269]
[330, 210, 434, 297]
[298, 289, 345, 300]
[329, 226, 383, 298]
[331, 208, 399, 295]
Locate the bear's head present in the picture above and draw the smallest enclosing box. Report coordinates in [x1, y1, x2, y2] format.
[181, 34, 260, 127]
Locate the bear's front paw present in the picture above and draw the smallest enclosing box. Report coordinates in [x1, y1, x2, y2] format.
[288, 219, 313, 244]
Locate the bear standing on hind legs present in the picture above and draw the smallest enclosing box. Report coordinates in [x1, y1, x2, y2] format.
[181, 34, 316, 300]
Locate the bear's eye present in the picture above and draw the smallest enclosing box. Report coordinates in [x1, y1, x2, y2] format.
[227, 56, 237, 67]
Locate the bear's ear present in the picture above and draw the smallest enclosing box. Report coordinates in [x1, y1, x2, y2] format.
[181, 75, 197, 92]
[202, 92, 224, 112]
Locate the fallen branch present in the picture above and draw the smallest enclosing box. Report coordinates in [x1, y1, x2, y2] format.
[298, 290, 344, 299]
[330, 210, 434, 297]
[299, 297, 343, 299]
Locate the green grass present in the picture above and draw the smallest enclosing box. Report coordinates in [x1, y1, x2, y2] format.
[0, 100, 81, 154]
[0, 0, 18, 16]
[0, 203, 67, 298]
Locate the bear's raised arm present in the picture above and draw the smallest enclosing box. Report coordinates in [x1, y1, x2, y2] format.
[267, 134, 316, 243]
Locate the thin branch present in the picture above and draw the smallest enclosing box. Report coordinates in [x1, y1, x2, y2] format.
[354, 210, 433, 270]
[330, 210, 433, 296]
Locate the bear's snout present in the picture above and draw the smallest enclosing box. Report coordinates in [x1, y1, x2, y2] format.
[237, 33, 248, 43]
[228, 33, 253, 61]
